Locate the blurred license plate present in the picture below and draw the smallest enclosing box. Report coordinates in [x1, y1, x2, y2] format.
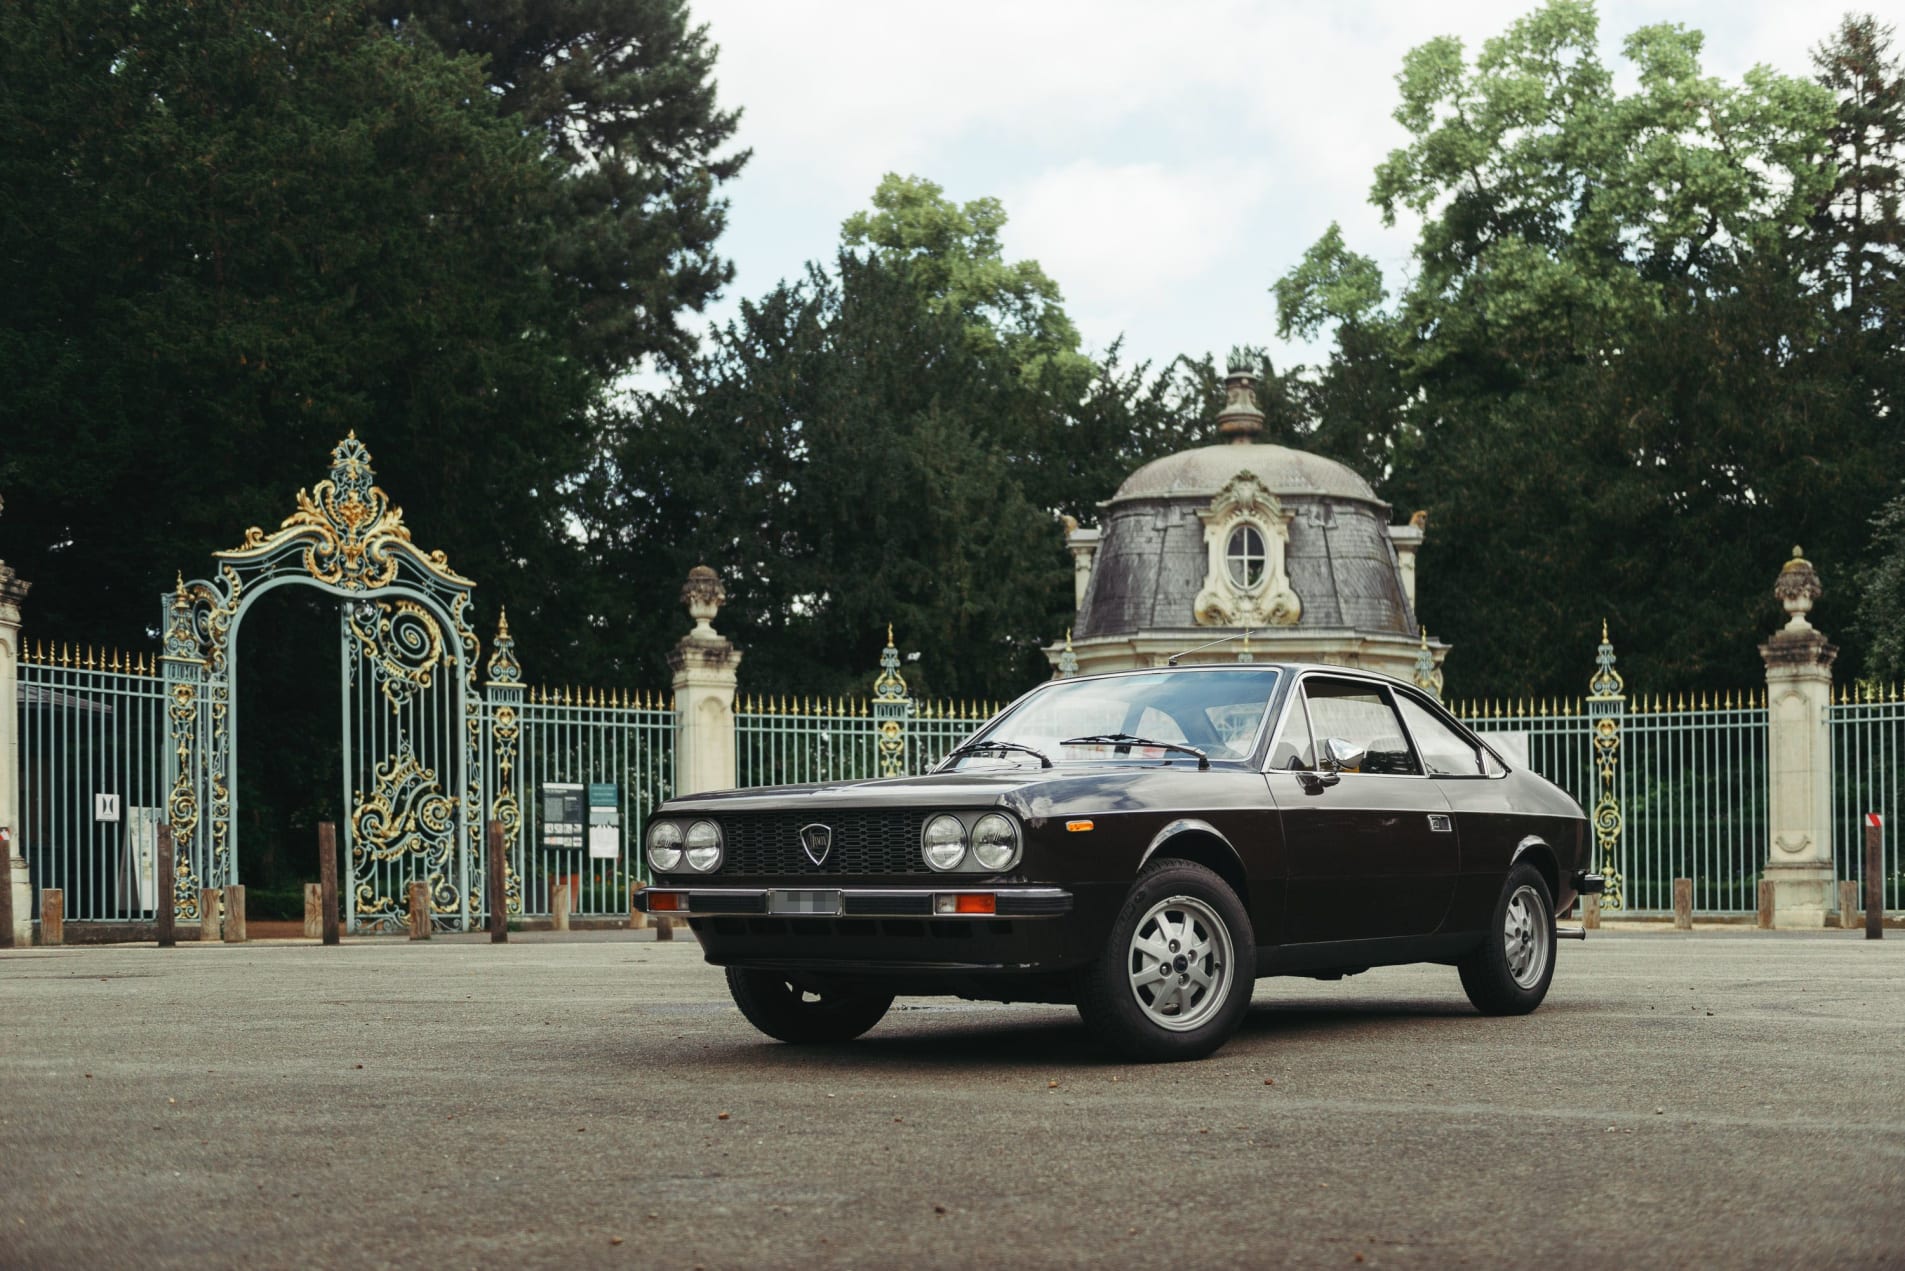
[770, 890, 840, 915]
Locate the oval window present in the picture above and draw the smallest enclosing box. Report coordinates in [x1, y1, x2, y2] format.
[1225, 525, 1266, 590]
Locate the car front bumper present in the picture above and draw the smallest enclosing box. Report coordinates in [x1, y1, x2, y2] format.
[635, 883, 1113, 993]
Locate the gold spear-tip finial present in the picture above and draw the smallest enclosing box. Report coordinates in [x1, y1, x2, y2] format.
[887, 622, 894, 646]
[1601, 618, 1609, 642]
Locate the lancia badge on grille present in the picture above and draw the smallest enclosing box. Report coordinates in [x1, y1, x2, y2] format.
[799, 823, 833, 866]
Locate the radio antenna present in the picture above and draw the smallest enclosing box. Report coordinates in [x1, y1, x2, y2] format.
[1167, 629, 1261, 666]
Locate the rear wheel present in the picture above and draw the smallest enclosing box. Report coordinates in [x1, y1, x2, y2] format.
[1076, 860, 1254, 1062]
[725, 969, 894, 1043]
[1458, 863, 1556, 1015]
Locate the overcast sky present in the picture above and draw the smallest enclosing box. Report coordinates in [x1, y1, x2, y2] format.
[685, 0, 1877, 374]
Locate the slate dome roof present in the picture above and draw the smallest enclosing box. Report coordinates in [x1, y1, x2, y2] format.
[1109, 442, 1384, 508]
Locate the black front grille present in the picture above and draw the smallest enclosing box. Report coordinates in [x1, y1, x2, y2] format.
[716, 810, 928, 876]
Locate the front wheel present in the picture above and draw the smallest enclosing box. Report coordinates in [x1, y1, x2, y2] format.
[1076, 860, 1255, 1062]
[1457, 863, 1556, 1015]
[725, 969, 894, 1043]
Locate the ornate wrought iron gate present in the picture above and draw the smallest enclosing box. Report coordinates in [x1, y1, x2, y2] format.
[163, 433, 489, 930]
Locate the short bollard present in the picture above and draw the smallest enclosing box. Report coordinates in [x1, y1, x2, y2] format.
[486, 821, 508, 945]
[551, 884, 571, 933]
[318, 822, 340, 946]
[1581, 893, 1600, 930]
[1838, 880, 1862, 931]
[628, 883, 647, 931]
[303, 884, 323, 938]
[156, 824, 176, 948]
[0, 827, 15, 949]
[1757, 879, 1775, 930]
[39, 889, 63, 946]
[1672, 878, 1693, 930]
[200, 888, 222, 942]
[407, 882, 430, 940]
[1867, 815, 1884, 941]
[222, 884, 247, 943]
[655, 915, 674, 942]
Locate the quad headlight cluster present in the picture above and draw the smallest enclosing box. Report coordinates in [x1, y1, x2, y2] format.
[646, 818, 724, 874]
[921, 812, 1022, 873]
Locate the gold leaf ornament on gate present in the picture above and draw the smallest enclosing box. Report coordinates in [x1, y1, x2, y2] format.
[347, 599, 445, 710]
[352, 746, 457, 864]
[225, 432, 473, 591]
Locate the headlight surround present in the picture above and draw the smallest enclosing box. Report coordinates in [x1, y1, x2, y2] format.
[921, 814, 968, 871]
[646, 820, 684, 873]
[970, 813, 1021, 871]
[683, 819, 724, 872]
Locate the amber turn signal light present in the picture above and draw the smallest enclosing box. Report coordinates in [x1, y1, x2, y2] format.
[647, 891, 684, 912]
[934, 893, 997, 915]
[1066, 819, 1094, 832]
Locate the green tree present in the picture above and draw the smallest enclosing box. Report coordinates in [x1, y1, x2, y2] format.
[383, 0, 749, 374]
[588, 254, 1066, 698]
[841, 173, 1091, 385]
[1275, 1, 1861, 695]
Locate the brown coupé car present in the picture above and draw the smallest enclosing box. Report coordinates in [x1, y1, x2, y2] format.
[635, 663, 1600, 1062]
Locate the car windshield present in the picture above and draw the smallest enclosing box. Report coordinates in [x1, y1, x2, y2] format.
[943, 668, 1283, 770]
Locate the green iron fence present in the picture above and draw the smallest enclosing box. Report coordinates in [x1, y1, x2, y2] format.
[733, 693, 1003, 787]
[15, 643, 170, 922]
[1831, 687, 1905, 910]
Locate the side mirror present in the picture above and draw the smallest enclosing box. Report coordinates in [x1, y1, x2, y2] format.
[1320, 737, 1367, 773]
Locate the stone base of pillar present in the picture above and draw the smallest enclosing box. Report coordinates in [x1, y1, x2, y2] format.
[8, 855, 29, 946]
[1764, 862, 1835, 929]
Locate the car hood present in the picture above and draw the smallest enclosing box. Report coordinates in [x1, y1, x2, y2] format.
[657, 762, 1251, 820]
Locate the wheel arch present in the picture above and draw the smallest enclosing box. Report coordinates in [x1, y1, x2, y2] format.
[1510, 836, 1560, 903]
[1138, 819, 1249, 909]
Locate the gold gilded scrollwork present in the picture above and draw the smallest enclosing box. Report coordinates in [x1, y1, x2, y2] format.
[1588, 622, 1626, 911]
[221, 432, 473, 591]
[347, 599, 445, 710]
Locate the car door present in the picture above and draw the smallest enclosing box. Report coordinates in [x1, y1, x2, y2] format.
[1267, 674, 1458, 942]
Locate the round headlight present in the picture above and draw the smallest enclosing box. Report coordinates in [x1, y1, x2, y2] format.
[684, 819, 724, 872]
[970, 813, 1020, 871]
[921, 814, 967, 871]
[646, 820, 684, 872]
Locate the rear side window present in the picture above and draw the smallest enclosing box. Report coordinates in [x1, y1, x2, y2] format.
[1396, 694, 1485, 776]
[1302, 678, 1419, 776]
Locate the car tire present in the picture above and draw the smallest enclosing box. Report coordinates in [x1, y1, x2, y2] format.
[1076, 859, 1255, 1062]
[724, 969, 894, 1044]
[1458, 863, 1557, 1015]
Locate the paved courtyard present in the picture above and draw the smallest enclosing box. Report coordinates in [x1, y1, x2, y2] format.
[1, 929, 1901, 1269]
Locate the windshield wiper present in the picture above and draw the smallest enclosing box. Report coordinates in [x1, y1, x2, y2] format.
[942, 739, 1053, 770]
[1061, 733, 1210, 770]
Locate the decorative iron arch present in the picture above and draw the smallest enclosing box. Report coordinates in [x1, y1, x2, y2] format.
[160, 433, 489, 927]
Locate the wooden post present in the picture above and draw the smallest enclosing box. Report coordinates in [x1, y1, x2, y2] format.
[1868, 816, 1885, 941]
[1757, 879, 1775, 930]
[38, 889, 62, 946]
[655, 914, 674, 941]
[407, 881, 430, 940]
[318, 821, 340, 946]
[303, 884, 322, 938]
[551, 883, 571, 932]
[486, 820, 507, 944]
[156, 822, 176, 948]
[628, 881, 646, 931]
[1581, 893, 1599, 930]
[222, 884, 246, 943]
[200, 888, 221, 942]
[1672, 878, 1692, 930]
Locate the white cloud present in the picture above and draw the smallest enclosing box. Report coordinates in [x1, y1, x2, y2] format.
[689, 0, 1869, 373]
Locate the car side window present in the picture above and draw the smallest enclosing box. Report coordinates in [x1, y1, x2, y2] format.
[1396, 694, 1485, 776]
[1268, 695, 1315, 770]
[1302, 679, 1419, 776]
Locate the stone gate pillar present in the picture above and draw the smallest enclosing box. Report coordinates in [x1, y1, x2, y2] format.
[0, 547, 30, 945]
[668, 566, 741, 796]
[1760, 548, 1836, 928]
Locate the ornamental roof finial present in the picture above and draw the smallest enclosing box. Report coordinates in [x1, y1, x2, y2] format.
[1217, 345, 1264, 444]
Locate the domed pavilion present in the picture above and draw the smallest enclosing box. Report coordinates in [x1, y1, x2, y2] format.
[1047, 350, 1448, 689]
